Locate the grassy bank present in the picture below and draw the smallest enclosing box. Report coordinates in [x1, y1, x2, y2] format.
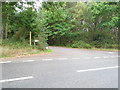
[0, 40, 52, 58]
[53, 45, 119, 52]
[51, 43, 119, 52]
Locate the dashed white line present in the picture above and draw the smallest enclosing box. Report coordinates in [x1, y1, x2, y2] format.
[0, 76, 33, 83]
[0, 61, 12, 64]
[58, 58, 68, 60]
[103, 56, 109, 58]
[72, 58, 80, 60]
[84, 57, 91, 59]
[107, 52, 114, 54]
[94, 57, 100, 59]
[115, 56, 119, 57]
[77, 66, 118, 73]
[42, 59, 53, 61]
[110, 56, 116, 58]
[103, 55, 118, 58]
[23, 60, 35, 62]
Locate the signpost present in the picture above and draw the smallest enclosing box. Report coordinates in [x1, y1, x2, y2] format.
[34, 40, 39, 45]
[30, 31, 32, 46]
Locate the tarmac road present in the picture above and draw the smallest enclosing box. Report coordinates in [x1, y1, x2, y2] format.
[0, 46, 119, 88]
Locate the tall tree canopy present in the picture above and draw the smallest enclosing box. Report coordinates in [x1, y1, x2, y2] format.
[2, 1, 119, 49]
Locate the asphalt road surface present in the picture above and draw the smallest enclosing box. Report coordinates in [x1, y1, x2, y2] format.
[0, 46, 119, 88]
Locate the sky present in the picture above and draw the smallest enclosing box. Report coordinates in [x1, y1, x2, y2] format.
[15, 0, 43, 12]
[22, 0, 42, 9]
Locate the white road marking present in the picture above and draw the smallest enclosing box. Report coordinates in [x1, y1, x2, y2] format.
[110, 56, 117, 58]
[23, 60, 35, 62]
[72, 58, 80, 60]
[0, 76, 33, 83]
[0, 61, 12, 64]
[77, 66, 118, 73]
[115, 55, 119, 57]
[84, 57, 90, 59]
[42, 59, 53, 61]
[94, 57, 100, 59]
[58, 58, 68, 60]
[103, 56, 109, 58]
[107, 52, 114, 54]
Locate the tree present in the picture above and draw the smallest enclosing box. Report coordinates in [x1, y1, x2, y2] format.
[2, 2, 17, 39]
[42, 2, 74, 45]
[89, 2, 119, 46]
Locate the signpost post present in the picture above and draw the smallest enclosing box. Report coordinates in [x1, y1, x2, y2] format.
[30, 31, 31, 46]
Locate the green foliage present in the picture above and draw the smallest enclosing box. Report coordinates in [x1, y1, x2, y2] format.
[11, 7, 37, 41]
[33, 8, 47, 50]
[90, 2, 119, 30]
[2, 2, 47, 50]
[104, 44, 120, 49]
[41, 2, 118, 49]
[70, 41, 92, 49]
[42, 2, 74, 45]
[2, 1, 119, 51]
[2, 40, 33, 49]
[1, 40, 52, 58]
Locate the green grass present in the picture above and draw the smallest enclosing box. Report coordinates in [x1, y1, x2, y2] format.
[68, 46, 119, 51]
[91, 47, 118, 52]
[0, 46, 52, 58]
[52, 45, 119, 52]
[65, 41, 119, 51]
[0, 40, 52, 58]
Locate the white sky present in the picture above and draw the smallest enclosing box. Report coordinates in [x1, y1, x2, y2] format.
[22, 0, 43, 9]
[15, 0, 44, 12]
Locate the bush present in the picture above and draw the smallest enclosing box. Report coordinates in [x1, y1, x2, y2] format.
[89, 30, 115, 48]
[1, 40, 50, 58]
[91, 41, 103, 48]
[104, 44, 120, 49]
[71, 41, 92, 49]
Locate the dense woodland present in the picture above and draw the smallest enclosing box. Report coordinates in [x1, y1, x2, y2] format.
[1, 1, 120, 50]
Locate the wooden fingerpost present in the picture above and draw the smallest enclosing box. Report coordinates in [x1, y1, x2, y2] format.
[30, 31, 32, 46]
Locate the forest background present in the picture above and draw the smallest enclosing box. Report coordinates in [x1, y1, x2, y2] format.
[1, 1, 119, 57]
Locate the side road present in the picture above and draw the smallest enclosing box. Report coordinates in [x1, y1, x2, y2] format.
[0, 46, 118, 88]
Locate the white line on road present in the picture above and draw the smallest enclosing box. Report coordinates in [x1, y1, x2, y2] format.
[110, 56, 115, 58]
[107, 52, 114, 54]
[84, 57, 91, 59]
[42, 59, 53, 61]
[103, 56, 109, 58]
[110, 56, 119, 58]
[94, 57, 100, 59]
[58, 58, 68, 60]
[72, 58, 80, 60]
[77, 66, 118, 73]
[23, 60, 35, 62]
[0, 61, 12, 64]
[0, 76, 33, 83]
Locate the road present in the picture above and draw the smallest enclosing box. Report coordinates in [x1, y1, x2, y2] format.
[0, 46, 118, 88]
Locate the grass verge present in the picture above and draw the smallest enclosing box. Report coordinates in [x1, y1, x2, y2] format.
[0, 40, 52, 59]
[51, 45, 119, 52]
[0, 46, 52, 59]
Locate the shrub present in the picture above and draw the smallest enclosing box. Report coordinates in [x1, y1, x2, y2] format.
[71, 41, 92, 49]
[91, 41, 103, 48]
[104, 44, 120, 49]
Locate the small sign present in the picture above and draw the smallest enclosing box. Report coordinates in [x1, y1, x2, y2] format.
[34, 40, 39, 45]
[34, 40, 39, 42]
[46, 46, 49, 49]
